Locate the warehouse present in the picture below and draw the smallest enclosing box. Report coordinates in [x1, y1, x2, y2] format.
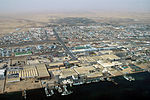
[59, 68, 78, 79]
[7, 66, 38, 79]
[74, 66, 95, 76]
[97, 60, 115, 68]
[100, 54, 120, 61]
[36, 64, 50, 79]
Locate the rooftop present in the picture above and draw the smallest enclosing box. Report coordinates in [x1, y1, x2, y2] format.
[100, 54, 120, 60]
[36, 64, 50, 78]
[74, 66, 95, 75]
[97, 60, 115, 67]
[60, 68, 77, 78]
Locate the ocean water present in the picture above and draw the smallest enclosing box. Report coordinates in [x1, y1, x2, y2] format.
[1, 72, 150, 100]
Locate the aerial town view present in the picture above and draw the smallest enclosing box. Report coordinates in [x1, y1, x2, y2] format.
[0, 0, 150, 100]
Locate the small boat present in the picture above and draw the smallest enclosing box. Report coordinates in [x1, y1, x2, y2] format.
[61, 85, 73, 96]
[45, 87, 50, 97]
[92, 79, 100, 83]
[61, 91, 73, 96]
[58, 86, 63, 93]
[70, 83, 73, 87]
[100, 77, 105, 81]
[106, 77, 112, 81]
[86, 81, 91, 84]
[73, 81, 83, 85]
[50, 90, 54, 96]
[45, 88, 54, 97]
[123, 75, 135, 81]
[22, 90, 27, 100]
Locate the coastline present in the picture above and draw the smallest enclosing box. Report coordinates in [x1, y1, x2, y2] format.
[1, 71, 150, 100]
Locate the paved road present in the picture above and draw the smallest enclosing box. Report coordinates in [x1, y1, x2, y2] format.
[53, 29, 77, 60]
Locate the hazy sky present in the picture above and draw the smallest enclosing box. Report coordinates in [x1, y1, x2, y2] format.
[0, 0, 150, 13]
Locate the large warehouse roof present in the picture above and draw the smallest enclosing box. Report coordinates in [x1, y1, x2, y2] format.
[36, 64, 50, 78]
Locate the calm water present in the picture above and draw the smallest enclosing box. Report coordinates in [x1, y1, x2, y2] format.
[1, 72, 150, 100]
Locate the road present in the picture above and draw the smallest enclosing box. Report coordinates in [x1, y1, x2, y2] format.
[53, 29, 77, 60]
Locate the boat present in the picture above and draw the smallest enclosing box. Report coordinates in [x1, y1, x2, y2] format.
[100, 77, 105, 81]
[123, 75, 135, 81]
[129, 76, 135, 81]
[22, 90, 27, 100]
[70, 83, 73, 87]
[61, 85, 73, 96]
[50, 90, 54, 96]
[112, 80, 118, 85]
[73, 81, 83, 85]
[45, 87, 49, 96]
[61, 91, 73, 96]
[86, 81, 91, 84]
[92, 79, 100, 83]
[58, 86, 63, 93]
[106, 77, 112, 81]
[44, 87, 54, 97]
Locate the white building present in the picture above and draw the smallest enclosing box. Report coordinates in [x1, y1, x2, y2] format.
[0, 69, 5, 77]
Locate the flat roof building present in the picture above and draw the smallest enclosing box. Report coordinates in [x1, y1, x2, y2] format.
[60, 68, 77, 79]
[100, 54, 120, 61]
[36, 64, 50, 79]
[97, 60, 115, 68]
[74, 66, 95, 76]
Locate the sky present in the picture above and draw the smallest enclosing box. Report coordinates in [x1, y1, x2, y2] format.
[0, 0, 150, 13]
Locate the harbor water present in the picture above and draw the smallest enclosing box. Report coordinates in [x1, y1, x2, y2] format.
[1, 72, 150, 100]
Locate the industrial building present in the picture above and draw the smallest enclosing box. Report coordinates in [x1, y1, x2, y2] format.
[100, 54, 120, 61]
[36, 64, 50, 79]
[59, 68, 78, 79]
[7, 66, 38, 79]
[10, 57, 27, 66]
